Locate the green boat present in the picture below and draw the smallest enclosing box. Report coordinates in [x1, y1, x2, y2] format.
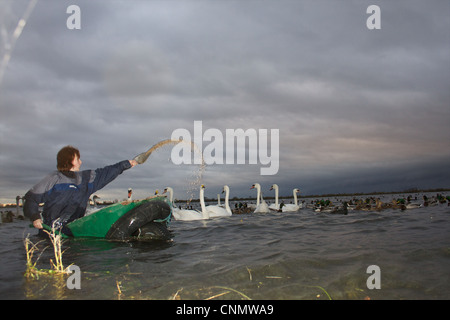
[45, 196, 173, 241]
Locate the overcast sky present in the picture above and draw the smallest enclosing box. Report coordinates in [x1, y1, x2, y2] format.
[0, 0, 449, 203]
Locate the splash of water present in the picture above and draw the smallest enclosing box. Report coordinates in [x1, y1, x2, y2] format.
[133, 139, 178, 164]
[134, 139, 205, 166]
[134, 139, 206, 203]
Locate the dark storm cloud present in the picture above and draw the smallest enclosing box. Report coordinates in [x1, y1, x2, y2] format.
[0, 0, 449, 202]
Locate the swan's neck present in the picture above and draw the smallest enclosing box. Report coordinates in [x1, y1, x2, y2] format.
[200, 189, 209, 219]
[293, 190, 298, 206]
[224, 188, 231, 214]
[274, 186, 279, 206]
[168, 188, 174, 204]
[256, 186, 261, 207]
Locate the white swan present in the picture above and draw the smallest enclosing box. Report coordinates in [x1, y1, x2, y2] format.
[222, 185, 233, 215]
[251, 183, 270, 213]
[256, 192, 270, 213]
[269, 184, 281, 211]
[163, 187, 207, 221]
[201, 185, 232, 217]
[282, 188, 302, 212]
[269, 185, 302, 212]
[250, 183, 261, 208]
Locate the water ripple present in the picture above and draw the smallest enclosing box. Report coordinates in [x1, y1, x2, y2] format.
[2, 197, 450, 299]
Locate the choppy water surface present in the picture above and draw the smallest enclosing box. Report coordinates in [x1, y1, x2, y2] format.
[1, 192, 449, 300]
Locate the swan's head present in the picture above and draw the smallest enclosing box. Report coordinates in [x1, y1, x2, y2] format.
[199, 185, 206, 199]
[270, 184, 278, 191]
[222, 185, 229, 193]
[251, 183, 260, 189]
[162, 187, 173, 194]
[294, 188, 300, 194]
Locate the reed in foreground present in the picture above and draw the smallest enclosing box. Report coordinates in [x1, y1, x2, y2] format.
[24, 223, 71, 279]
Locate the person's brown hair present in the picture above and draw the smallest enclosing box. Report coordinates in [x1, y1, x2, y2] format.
[57, 145, 80, 171]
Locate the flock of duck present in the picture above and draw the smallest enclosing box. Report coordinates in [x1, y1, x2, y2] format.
[339, 194, 450, 212]
[160, 184, 450, 221]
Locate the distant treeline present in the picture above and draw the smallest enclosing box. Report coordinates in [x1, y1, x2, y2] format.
[181, 187, 450, 203]
[296, 187, 450, 200]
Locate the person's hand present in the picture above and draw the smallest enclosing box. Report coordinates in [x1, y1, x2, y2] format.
[129, 159, 138, 167]
[33, 219, 43, 229]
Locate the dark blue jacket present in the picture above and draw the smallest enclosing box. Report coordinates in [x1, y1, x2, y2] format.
[24, 160, 132, 232]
